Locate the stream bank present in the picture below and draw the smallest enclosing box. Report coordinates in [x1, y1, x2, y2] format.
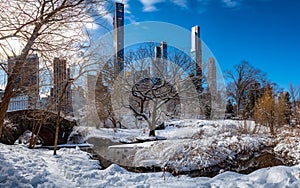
[85, 137, 291, 178]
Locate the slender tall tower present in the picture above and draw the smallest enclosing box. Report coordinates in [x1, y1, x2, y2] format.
[160, 41, 167, 60]
[155, 46, 161, 58]
[208, 57, 217, 94]
[208, 57, 224, 119]
[113, 2, 124, 79]
[191, 25, 202, 92]
[153, 42, 167, 78]
[25, 54, 39, 108]
[53, 57, 71, 113]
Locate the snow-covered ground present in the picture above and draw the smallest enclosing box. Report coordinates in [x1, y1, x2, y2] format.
[2, 119, 300, 187]
[1, 143, 300, 187]
[78, 119, 266, 143]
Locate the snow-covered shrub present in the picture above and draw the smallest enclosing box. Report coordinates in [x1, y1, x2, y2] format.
[134, 131, 271, 172]
[274, 135, 300, 165]
[191, 129, 204, 139]
[237, 120, 255, 134]
[16, 130, 32, 144]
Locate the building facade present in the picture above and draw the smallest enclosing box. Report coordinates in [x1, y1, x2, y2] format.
[152, 42, 167, 78]
[114, 2, 124, 79]
[191, 25, 203, 92]
[208, 57, 217, 94]
[7, 95, 29, 111]
[52, 57, 72, 114]
[7, 54, 39, 109]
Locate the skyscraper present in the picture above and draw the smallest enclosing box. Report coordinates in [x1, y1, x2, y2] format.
[191, 25, 203, 92]
[160, 41, 167, 60]
[208, 57, 224, 119]
[53, 57, 72, 113]
[114, 2, 124, 79]
[155, 46, 161, 58]
[153, 42, 167, 78]
[208, 57, 217, 94]
[8, 54, 39, 109]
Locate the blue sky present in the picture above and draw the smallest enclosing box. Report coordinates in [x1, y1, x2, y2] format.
[99, 0, 300, 90]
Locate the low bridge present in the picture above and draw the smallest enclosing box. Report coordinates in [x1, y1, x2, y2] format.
[1, 109, 76, 146]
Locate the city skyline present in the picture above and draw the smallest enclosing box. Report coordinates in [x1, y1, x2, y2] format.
[97, 0, 300, 90]
[0, 1, 298, 92]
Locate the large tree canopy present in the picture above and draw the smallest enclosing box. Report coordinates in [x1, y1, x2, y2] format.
[0, 0, 107, 138]
[226, 61, 266, 118]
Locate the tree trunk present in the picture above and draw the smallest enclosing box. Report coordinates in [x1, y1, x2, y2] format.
[0, 23, 41, 139]
[269, 123, 275, 136]
[54, 80, 71, 155]
[149, 129, 156, 137]
[237, 98, 241, 117]
[0, 91, 12, 138]
[0, 65, 22, 138]
[149, 99, 158, 137]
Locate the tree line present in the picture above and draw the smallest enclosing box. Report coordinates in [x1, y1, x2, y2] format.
[226, 61, 299, 135]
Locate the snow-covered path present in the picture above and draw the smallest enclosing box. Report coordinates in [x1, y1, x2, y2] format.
[2, 143, 300, 187]
[0, 144, 94, 187]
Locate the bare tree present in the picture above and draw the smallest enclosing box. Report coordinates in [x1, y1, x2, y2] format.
[130, 78, 181, 136]
[53, 78, 73, 155]
[95, 79, 118, 129]
[289, 83, 298, 107]
[0, 0, 107, 138]
[288, 83, 300, 124]
[95, 58, 122, 129]
[226, 61, 266, 118]
[110, 43, 202, 136]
